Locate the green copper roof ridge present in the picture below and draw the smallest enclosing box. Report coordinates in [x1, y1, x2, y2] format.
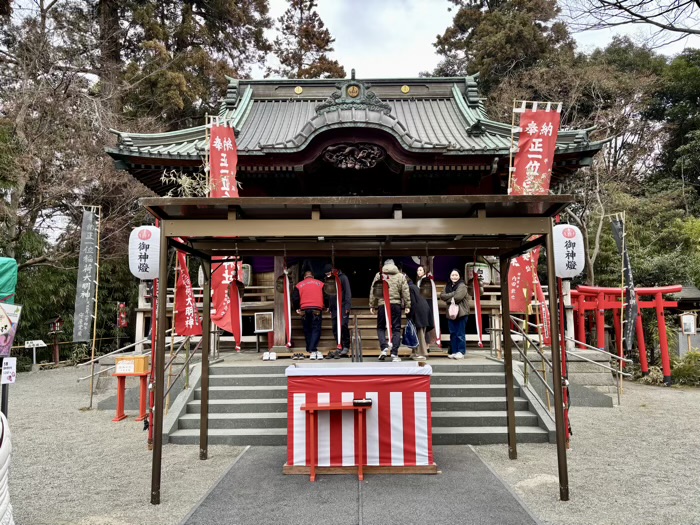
[232, 86, 255, 130]
[451, 84, 478, 127]
[230, 86, 253, 128]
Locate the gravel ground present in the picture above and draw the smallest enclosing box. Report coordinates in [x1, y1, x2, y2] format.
[6, 366, 244, 525]
[475, 381, 700, 525]
[6, 366, 700, 525]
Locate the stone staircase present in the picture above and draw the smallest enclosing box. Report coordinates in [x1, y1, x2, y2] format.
[168, 358, 552, 446]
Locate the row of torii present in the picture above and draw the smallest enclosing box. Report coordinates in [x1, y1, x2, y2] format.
[569, 284, 681, 386]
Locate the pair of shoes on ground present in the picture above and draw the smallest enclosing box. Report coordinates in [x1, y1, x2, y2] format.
[327, 350, 341, 359]
[262, 351, 277, 361]
[291, 352, 304, 360]
[410, 354, 427, 361]
[378, 349, 401, 362]
[338, 348, 350, 358]
[447, 352, 465, 360]
[309, 351, 324, 360]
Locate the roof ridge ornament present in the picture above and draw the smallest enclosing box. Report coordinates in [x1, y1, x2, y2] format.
[315, 68, 391, 116]
[222, 76, 240, 109]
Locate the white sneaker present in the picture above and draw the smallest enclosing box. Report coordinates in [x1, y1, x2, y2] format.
[262, 352, 270, 361]
[378, 349, 388, 361]
[447, 353, 455, 359]
[392, 355, 401, 363]
[315, 351, 323, 360]
[309, 352, 317, 360]
[269, 351, 277, 361]
[454, 352, 464, 360]
[413, 355, 427, 361]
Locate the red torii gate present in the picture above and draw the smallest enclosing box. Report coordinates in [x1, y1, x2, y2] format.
[571, 285, 681, 386]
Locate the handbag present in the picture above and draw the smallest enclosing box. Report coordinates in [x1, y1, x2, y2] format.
[448, 298, 459, 320]
[402, 319, 419, 349]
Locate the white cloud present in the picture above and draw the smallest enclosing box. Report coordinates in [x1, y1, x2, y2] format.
[254, 0, 700, 80]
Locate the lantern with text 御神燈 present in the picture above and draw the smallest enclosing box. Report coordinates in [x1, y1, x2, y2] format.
[128, 226, 160, 280]
[553, 224, 585, 279]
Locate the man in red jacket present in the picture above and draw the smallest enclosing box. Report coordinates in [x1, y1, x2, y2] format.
[292, 271, 328, 360]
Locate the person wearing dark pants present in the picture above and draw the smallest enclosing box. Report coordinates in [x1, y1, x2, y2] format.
[324, 264, 352, 358]
[292, 271, 328, 360]
[440, 269, 470, 359]
[369, 259, 410, 362]
[376, 303, 402, 355]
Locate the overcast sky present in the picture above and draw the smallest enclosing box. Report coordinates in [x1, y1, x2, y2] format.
[253, 0, 700, 79]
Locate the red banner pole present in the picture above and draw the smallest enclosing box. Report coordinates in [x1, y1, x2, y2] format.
[147, 219, 159, 449]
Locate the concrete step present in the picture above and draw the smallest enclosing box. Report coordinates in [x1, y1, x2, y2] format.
[195, 384, 513, 400]
[168, 428, 287, 446]
[169, 425, 547, 446]
[431, 372, 505, 385]
[178, 412, 287, 430]
[207, 371, 506, 387]
[195, 385, 287, 400]
[186, 398, 287, 413]
[208, 362, 505, 375]
[210, 365, 289, 375]
[429, 384, 515, 397]
[209, 374, 288, 387]
[431, 410, 538, 427]
[431, 396, 529, 411]
[432, 426, 549, 445]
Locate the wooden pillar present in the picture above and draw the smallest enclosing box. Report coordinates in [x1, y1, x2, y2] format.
[545, 223, 570, 502]
[199, 259, 211, 460]
[273, 256, 286, 348]
[499, 256, 517, 460]
[151, 228, 168, 505]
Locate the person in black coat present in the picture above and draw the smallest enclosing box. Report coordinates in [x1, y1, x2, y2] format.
[324, 264, 352, 358]
[406, 276, 434, 360]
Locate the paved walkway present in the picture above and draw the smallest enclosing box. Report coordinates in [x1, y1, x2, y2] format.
[180, 445, 540, 525]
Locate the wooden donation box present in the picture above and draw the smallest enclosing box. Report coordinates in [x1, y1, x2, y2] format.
[284, 363, 437, 480]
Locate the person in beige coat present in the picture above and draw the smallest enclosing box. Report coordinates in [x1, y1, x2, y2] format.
[369, 259, 410, 362]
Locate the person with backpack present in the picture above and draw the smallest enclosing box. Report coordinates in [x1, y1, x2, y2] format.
[369, 259, 410, 362]
[440, 268, 470, 359]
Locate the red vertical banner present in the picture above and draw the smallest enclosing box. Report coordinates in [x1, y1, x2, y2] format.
[509, 107, 561, 196]
[508, 105, 561, 314]
[211, 257, 243, 333]
[175, 251, 202, 336]
[209, 122, 239, 198]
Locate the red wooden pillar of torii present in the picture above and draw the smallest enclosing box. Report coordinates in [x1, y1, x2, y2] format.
[595, 290, 606, 351]
[635, 310, 649, 375]
[654, 292, 672, 386]
[575, 285, 681, 386]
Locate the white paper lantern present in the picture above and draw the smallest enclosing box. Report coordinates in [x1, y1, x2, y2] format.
[128, 226, 160, 280]
[553, 224, 585, 278]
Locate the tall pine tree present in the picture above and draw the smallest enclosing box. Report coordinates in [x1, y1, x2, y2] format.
[267, 0, 345, 79]
[431, 0, 573, 92]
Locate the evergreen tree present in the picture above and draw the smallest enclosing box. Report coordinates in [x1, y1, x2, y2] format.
[267, 0, 345, 79]
[431, 0, 574, 92]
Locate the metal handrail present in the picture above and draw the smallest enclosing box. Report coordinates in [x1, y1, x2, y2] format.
[163, 339, 203, 399]
[510, 317, 554, 371]
[511, 336, 555, 397]
[565, 350, 633, 377]
[164, 336, 191, 372]
[76, 333, 162, 367]
[76, 353, 149, 382]
[565, 337, 633, 364]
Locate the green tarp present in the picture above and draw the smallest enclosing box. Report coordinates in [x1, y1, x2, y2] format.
[0, 258, 18, 304]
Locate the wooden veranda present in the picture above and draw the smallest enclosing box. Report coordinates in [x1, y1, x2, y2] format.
[143, 194, 572, 503]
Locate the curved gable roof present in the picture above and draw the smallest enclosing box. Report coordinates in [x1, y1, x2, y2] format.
[108, 75, 605, 162]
